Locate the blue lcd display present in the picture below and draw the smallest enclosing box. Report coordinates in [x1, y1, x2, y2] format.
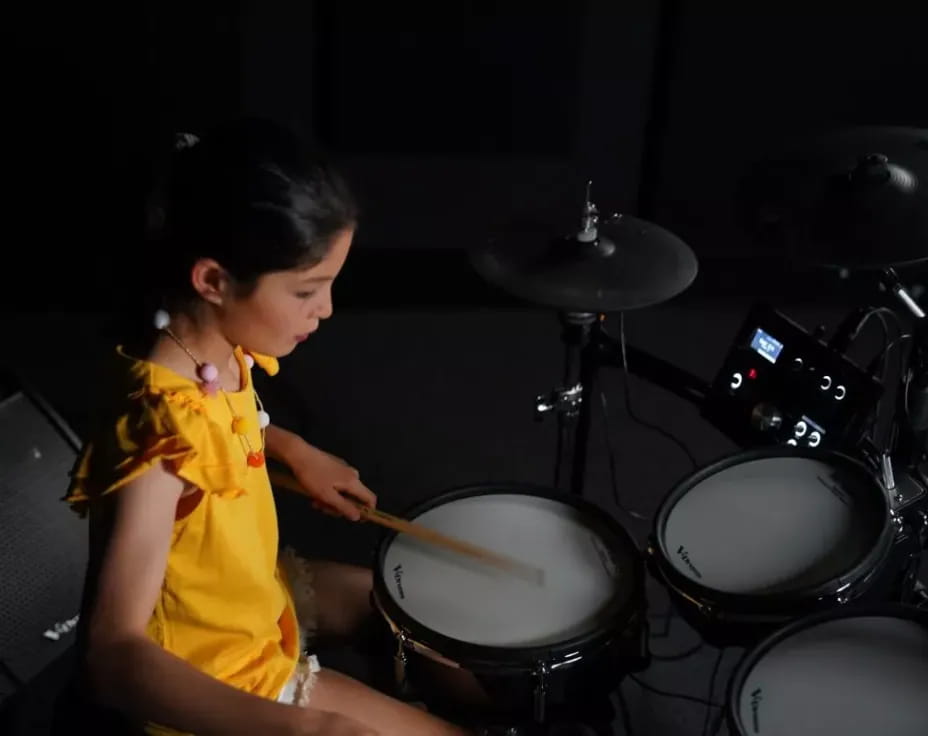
[750, 328, 784, 364]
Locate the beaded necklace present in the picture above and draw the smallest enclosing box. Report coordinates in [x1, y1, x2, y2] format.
[154, 309, 269, 468]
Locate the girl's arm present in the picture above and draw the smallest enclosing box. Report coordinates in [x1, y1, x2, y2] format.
[264, 424, 376, 520]
[84, 460, 358, 736]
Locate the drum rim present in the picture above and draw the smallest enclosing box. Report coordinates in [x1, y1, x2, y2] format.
[725, 602, 928, 735]
[371, 482, 644, 671]
[650, 446, 895, 613]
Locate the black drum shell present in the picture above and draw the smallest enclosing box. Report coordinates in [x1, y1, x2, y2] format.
[370, 483, 648, 720]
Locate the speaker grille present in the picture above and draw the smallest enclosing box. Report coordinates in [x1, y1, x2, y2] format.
[0, 391, 86, 704]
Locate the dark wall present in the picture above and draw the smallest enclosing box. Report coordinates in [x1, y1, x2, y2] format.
[5, 1, 928, 312]
[5, 1, 242, 311]
[237, 0, 659, 252]
[644, 3, 928, 262]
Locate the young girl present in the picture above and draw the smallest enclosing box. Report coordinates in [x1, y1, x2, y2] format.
[63, 118, 471, 736]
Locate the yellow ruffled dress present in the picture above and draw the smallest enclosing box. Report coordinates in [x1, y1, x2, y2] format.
[65, 345, 300, 735]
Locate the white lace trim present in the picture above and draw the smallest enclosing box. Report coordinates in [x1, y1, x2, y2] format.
[277, 547, 322, 707]
[279, 545, 319, 640]
[293, 653, 321, 707]
[278, 653, 321, 706]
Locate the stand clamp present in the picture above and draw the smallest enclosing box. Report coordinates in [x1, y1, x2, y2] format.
[535, 383, 583, 421]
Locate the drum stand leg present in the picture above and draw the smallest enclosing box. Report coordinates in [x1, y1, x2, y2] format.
[570, 319, 599, 498]
[541, 314, 710, 498]
[538, 312, 597, 496]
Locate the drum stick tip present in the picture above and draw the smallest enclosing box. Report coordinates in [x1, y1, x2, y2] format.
[516, 565, 546, 587]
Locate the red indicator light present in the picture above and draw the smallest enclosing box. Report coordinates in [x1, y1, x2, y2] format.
[748, 368, 758, 380]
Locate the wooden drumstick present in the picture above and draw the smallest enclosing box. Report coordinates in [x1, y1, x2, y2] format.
[268, 470, 545, 586]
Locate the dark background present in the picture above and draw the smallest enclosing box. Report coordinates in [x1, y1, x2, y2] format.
[6, 0, 928, 309]
[3, 2, 928, 734]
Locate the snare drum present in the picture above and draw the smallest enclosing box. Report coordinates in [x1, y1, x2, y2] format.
[728, 604, 928, 736]
[371, 484, 645, 722]
[649, 447, 898, 644]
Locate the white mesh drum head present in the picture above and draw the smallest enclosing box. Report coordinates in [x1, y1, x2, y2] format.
[661, 456, 883, 594]
[735, 615, 928, 735]
[381, 494, 625, 647]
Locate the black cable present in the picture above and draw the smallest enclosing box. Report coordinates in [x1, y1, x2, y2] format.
[616, 681, 636, 736]
[651, 640, 704, 662]
[627, 673, 724, 709]
[601, 389, 649, 521]
[880, 333, 913, 358]
[702, 649, 726, 736]
[709, 705, 728, 736]
[647, 605, 675, 638]
[857, 307, 908, 448]
[0, 658, 24, 689]
[618, 314, 699, 469]
[599, 313, 700, 522]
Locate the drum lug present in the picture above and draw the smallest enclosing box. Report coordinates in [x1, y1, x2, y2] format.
[394, 631, 411, 697]
[891, 511, 905, 535]
[918, 510, 928, 546]
[533, 662, 550, 724]
[836, 582, 853, 605]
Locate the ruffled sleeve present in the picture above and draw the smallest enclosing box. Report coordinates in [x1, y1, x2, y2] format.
[65, 385, 246, 517]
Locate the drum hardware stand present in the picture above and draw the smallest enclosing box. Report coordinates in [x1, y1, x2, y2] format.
[877, 264, 928, 595]
[537, 311, 710, 496]
[392, 630, 412, 698]
[877, 271, 928, 594]
[533, 187, 708, 496]
[502, 181, 705, 497]
[880, 452, 906, 514]
[914, 580, 928, 609]
[880, 268, 928, 472]
[851, 269, 927, 538]
[532, 662, 550, 725]
[535, 312, 596, 492]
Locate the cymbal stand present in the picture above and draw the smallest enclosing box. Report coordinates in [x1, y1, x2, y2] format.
[537, 314, 710, 497]
[534, 181, 709, 497]
[880, 268, 927, 474]
[536, 312, 596, 492]
[534, 183, 606, 493]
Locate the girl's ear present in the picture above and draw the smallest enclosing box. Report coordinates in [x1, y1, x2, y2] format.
[190, 258, 233, 306]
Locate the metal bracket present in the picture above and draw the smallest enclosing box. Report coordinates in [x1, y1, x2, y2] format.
[533, 662, 550, 723]
[393, 631, 411, 696]
[535, 383, 583, 421]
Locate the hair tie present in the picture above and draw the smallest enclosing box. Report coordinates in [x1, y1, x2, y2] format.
[174, 132, 200, 151]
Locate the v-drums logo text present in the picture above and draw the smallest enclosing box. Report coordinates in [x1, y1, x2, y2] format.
[676, 545, 703, 578]
[393, 564, 406, 599]
[750, 688, 763, 733]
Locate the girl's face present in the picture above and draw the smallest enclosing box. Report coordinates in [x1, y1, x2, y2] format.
[218, 226, 354, 357]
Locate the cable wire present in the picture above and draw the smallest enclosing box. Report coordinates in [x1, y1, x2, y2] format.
[601, 388, 650, 521]
[617, 313, 699, 468]
[702, 648, 727, 736]
[627, 673, 724, 709]
[0, 658, 23, 689]
[598, 313, 700, 522]
[651, 640, 704, 662]
[616, 680, 636, 736]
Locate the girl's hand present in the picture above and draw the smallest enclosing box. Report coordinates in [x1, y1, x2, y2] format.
[286, 441, 377, 521]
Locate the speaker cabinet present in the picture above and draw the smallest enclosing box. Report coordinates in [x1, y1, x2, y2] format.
[0, 378, 86, 714]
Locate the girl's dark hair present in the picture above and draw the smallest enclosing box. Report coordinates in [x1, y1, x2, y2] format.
[145, 117, 358, 311]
